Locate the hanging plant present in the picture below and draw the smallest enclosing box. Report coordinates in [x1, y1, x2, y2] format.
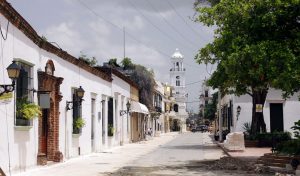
[16, 98, 41, 120]
[75, 118, 86, 129]
[108, 124, 114, 136]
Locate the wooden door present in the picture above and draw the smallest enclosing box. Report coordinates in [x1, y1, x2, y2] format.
[40, 109, 49, 154]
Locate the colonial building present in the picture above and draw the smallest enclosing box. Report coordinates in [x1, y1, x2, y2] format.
[218, 88, 300, 137]
[0, 1, 137, 174]
[169, 49, 188, 132]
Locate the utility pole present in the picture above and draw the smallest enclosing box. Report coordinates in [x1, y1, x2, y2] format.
[123, 27, 125, 59]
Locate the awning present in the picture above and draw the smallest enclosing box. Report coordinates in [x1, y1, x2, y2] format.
[131, 101, 149, 114]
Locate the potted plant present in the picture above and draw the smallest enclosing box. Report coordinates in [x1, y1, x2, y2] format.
[16, 98, 41, 126]
[108, 124, 114, 136]
[73, 117, 86, 134]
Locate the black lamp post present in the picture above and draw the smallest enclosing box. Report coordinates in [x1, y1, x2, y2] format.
[0, 61, 21, 96]
[66, 86, 85, 110]
[120, 101, 131, 116]
[76, 86, 85, 98]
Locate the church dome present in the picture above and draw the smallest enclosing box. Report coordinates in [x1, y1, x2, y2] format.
[171, 48, 184, 59]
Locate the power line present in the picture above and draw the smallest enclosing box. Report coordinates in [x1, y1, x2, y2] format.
[76, 0, 204, 70]
[166, 0, 202, 37]
[125, 0, 196, 52]
[186, 80, 204, 86]
[76, 0, 171, 59]
[143, 0, 200, 48]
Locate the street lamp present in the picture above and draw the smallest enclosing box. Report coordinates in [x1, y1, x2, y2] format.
[120, 101, 131, 116]
[236, 106, 241, 120]
[66, 86, 85, 110]
[0, 61, 21, 96]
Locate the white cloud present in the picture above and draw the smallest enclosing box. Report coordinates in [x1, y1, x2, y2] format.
[88, 21, 111, 37]
[112, 15, 145, 31]
[43, 22, 87, 56]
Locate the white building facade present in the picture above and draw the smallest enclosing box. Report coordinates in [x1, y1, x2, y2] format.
[0, 2, 132, 174]
[219, 88, 300, 137]
[169, 49, 188, 132]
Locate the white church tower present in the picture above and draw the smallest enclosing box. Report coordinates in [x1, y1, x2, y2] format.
[170, 48, 188, 132]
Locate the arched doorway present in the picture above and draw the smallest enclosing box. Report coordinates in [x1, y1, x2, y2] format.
[37, 60, 63, 164]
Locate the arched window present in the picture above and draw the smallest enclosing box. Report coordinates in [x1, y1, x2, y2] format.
[176, 76, 180, 86]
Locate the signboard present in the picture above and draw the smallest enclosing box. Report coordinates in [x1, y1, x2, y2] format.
[256, 104, 263, 112]
[39, 93, 50, 109]
[0, 92, 13, 105]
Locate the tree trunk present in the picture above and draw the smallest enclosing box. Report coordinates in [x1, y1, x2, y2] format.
[250, 89, 268, 135]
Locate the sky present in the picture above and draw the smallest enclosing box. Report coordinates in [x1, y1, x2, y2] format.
[8, 0, 215, 113]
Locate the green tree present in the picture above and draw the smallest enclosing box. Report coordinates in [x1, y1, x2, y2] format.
[78, 51, 97, 66]
[204, 92, 218, 121]
[121, 57, 133, 69]
[194, 0, 300, 135]
[108, 58, 120, 67]
[128, 64, 156, 109]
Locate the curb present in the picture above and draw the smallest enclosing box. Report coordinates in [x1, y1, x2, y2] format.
[216, 142, 231, 157]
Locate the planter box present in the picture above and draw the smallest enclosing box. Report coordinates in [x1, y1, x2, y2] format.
[16, 118, 31, 126]
[245, 140, 258, 147]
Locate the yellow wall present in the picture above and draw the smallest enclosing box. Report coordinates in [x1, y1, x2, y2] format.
[130, 86, 139, 101]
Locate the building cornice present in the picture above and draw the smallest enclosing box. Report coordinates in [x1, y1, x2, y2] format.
[95, 67, 139, 89]
[0, 0, 112, 82]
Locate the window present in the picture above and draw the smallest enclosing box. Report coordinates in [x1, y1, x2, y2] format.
[107, 97, 114, 136]
[73, 88, 82, 134]
[16, 62, 34, 126]
[174, 104, 179, 112]
[205, 90, 208, 97]
[176, 76, 180, 86]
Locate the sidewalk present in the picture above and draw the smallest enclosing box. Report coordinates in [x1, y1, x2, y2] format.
[12, 132, 179, 176]
[218, 142, 271, 161]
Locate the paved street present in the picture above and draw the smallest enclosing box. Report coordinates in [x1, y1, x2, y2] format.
[14, 132, 227, 176]
[106, 132, 226, 176]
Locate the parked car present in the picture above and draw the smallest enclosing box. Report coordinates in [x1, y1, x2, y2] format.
[191, 125, 208, 133]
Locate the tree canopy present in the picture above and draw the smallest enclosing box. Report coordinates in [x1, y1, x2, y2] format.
[204, 92, 218, 121]
[194, 0, 300, 134]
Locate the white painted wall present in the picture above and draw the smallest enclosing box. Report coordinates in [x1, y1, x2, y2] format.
[0, 13, 132, 174]
[221, 89, 300, 136]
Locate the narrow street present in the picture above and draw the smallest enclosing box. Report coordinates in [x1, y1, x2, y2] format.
[105, 132, 226, 176]
[15, 132, 227, 176]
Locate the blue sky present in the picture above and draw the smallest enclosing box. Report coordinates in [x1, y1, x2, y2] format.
[8, 0, 215, 112]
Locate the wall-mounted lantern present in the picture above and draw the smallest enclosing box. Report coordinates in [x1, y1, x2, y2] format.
[120, 101, 131, 116]
[0, 61, 21, 96]
[66, 86, 85, 111]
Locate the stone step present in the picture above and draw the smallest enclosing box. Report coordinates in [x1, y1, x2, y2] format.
[258, 160, 287, 168]
[262, 158, 291, 163]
